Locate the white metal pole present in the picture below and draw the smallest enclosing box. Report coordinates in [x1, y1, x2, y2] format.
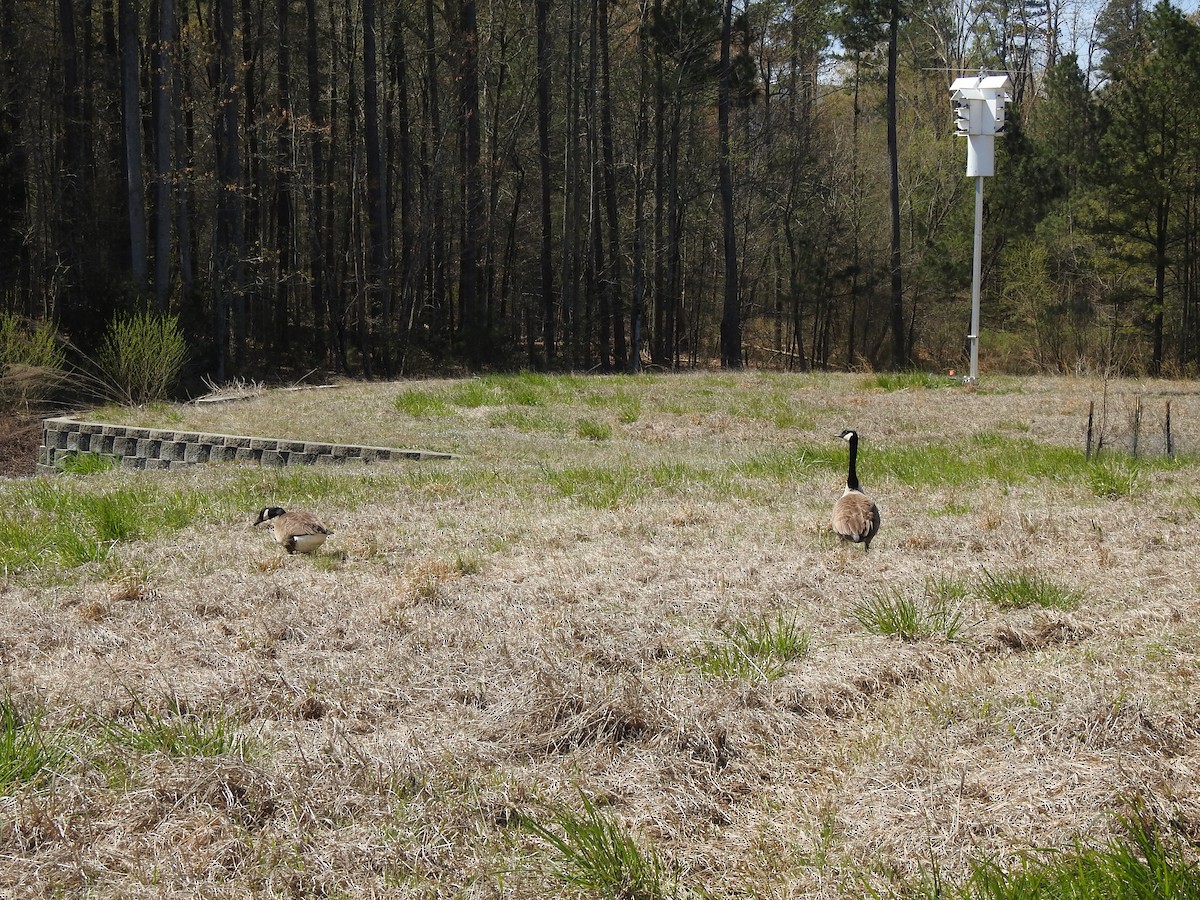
[969, 174, 983, 383]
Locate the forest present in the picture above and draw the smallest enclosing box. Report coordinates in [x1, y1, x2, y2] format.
[0, 0, 1198, 383]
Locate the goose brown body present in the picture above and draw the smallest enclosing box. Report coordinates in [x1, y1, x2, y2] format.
[832, 430, 880, 551]
[252, 507, 333, 554]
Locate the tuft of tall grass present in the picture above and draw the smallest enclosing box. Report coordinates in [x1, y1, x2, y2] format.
[0, 313, 67, 409]
[864, 371, 959, 391]
[853, 578, 968, 642]
[521, 788, 687, 899]
[394, 389, 453, 418]
[487, 407, 568, 435]
[0, 696, 69, 795]
[695, 614, 812, 680]
[543, 465, 642, 509]
[55, 451, 117, 474]
[449, 373, 553, 409]
[904, 810, 1200, 899]
[977, 568, 1083, 611]
[103, 703, 252, 759]
[576, 418, 614, 441]
[1087, 457, 1142, 499]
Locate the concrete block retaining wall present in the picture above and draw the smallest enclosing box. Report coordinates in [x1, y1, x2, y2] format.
[39, 416, 450, 474]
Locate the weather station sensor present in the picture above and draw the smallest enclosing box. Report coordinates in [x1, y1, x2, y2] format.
[951, 73, 1011, 384]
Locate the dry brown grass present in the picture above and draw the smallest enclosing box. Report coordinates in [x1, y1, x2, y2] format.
[2, 371, 1199, 897]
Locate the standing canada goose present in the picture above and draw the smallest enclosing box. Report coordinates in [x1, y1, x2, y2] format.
[252, 507, 333, 554]
[832, 429, 880, 551]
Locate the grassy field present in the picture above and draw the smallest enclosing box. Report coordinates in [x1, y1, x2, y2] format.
[1, 371, 1199, 898]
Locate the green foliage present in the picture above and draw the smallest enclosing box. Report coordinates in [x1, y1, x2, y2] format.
[0, 313, 68, 409]
[542, 460, 736, 508]
[585, 388, 643, 424]
[394, 390, 453, 418]
[864, 371, 961, 391]
[904, 810, 1200, 899]
[0, 313, 65, 370]
[521, 788, 686, 899]
[862, 436, 1088, 490]
[695, 613, 811, 680]
[104, 704, 251, 759]
[449, 373, 556, 409]
[0, 696, 68, 795]
[576, 418, 614, 441]
[55, 451, 118, 475]
[488, 407, 569, 435]
[977, 569, 1083, 611]
[98, 309, 188, 405]
[1087, 457, 1142, 499]
[853, 581, 967, 642]
[738, 445, 835, 481]
[543, 465, 641, 509]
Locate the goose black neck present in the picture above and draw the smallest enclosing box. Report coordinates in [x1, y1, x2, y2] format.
[845, 433, 861, 491]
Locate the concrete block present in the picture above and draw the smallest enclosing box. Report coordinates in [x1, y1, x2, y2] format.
[184, 443, 210, 464]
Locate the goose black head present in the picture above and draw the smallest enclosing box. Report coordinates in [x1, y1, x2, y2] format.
[253, 506, 287, 528]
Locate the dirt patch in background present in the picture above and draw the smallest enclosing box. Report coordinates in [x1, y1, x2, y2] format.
[0, 414, 41, 477]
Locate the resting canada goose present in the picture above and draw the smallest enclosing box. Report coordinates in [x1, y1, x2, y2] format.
[252, 507, 333, 554]
[832, 429, 880, 551]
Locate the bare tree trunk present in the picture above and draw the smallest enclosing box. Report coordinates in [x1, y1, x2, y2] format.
[304, 0, 329, 365]
[173, 21, 194, 308]
[0, 0, 27, 310]
[363, 0, 390, 374]
[273, 0, 293, 354]
[391, 10, 416, 369]
[717, 0, 740, 369]
[536, 0, 555, 367]
[119, 0, 148, 293]
[456, 0, 484, 360]
[151, 0, 174, 313]
[598, 0, 625, 369]
[561, 0, 582, 365]
[215, 0, 244, 379]
[887, 0, 905, 369]
[630, 0, 652, 372]
[424, 0, 448, 338]
[240, 0, 261, 361]
[589, 0, 609, 369]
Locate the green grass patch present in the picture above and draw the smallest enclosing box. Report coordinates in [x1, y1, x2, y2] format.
[0, 467, 410, 579]
[394, 389, 454, 418]
[853, 578, 968, 641]
[1087, 457, 1142, 499]
[976, 568, 1084, 611]
[864, 371, 960, 391]
[488, 407, 569, 436]
[104, 703, 252, 759]
[543, 465, 642, 509]
[56, 451, 118, 474]
[0, 696, 69, 795]
[862, 436, 1099, 490]
[449, 373, 561, 409]
[904, 810, 1200, 899]
[542, 460, 736, 508]
[583, 388, 643, 424]
[736, 391, 814, 429]
[694, 614, 811, 680]
[738, 445, 837, 481]
[576, 418, 613, 442]
[521, 788, 684, 899]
